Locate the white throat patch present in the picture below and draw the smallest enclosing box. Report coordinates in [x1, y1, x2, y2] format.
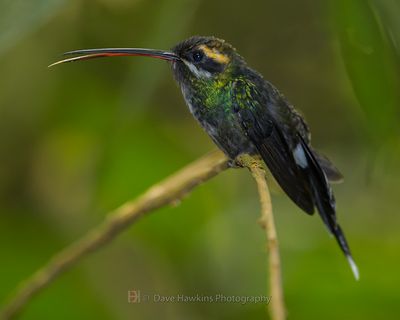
[183, 60, 212, 79]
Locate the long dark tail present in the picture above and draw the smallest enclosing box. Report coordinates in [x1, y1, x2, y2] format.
[298, 136, 359, 280]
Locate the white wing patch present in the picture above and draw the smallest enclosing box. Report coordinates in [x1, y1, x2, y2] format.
[293, 143, 308, 168]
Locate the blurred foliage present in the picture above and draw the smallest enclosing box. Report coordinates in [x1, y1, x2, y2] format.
[0, 0, 399, 319]
[0, 0, 65, 55]
[332, 0, 400, 141]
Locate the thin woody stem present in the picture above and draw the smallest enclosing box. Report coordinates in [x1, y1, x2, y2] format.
[237, 155, 286, 320]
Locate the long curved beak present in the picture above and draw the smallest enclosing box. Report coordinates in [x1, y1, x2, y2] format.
[48, 48, 181, 67]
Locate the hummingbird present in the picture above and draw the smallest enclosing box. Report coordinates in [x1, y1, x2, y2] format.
[50, 35, 359, 279]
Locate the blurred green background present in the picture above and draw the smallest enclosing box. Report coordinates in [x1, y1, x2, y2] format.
[1, 0, 399, 319]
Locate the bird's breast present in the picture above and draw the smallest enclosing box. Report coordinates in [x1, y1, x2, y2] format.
[180, 82, 255, 158]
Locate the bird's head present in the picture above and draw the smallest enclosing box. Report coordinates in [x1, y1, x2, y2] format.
[170, 36, 242, 83]
[49, 36, 242, 84]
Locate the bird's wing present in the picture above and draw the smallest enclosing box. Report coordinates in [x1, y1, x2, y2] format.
[273, 94, 344, 184]
[231, 79, 314, 215]
[232, 79, 358, 279]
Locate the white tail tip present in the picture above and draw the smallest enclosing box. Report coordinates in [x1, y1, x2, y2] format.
[347, 256, 360, 281]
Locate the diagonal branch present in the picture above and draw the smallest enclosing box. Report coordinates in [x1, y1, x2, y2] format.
[1, 150, 286, 320]
[0, 150, 229, 320]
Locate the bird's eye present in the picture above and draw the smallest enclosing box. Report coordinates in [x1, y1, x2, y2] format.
[192, 51, 204, 62]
